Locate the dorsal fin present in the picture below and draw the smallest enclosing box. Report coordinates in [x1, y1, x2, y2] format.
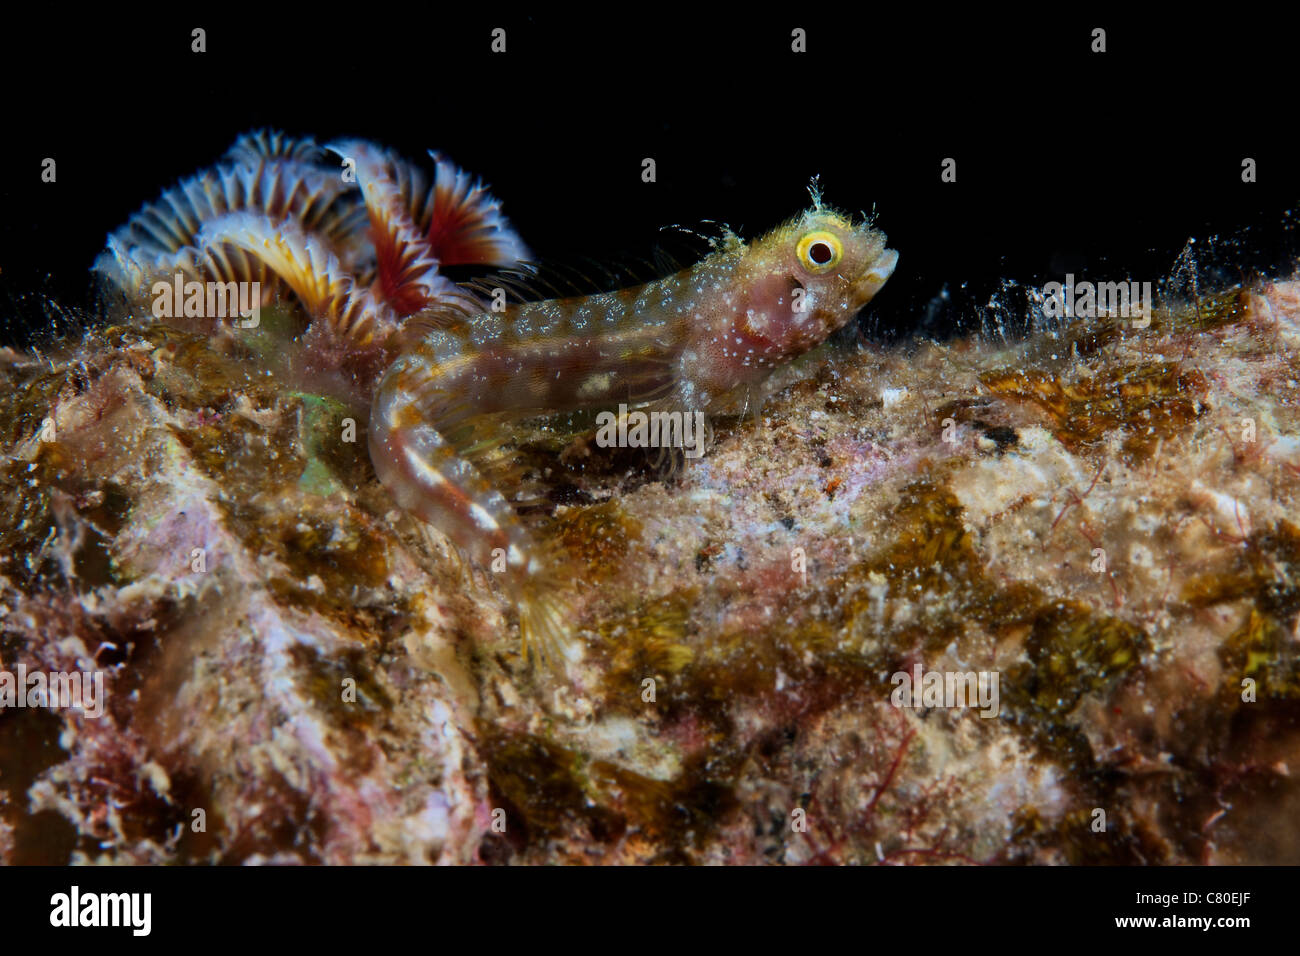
[443, 219, 735, 310]
[399, 290, 489, 345]
[655, 220, 735, 266]
[456, 265, 555, 306]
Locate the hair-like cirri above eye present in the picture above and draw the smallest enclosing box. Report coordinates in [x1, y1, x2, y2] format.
[796, 230, 843, 274]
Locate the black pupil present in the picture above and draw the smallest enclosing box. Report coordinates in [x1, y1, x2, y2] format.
[809, 241, 833, 264]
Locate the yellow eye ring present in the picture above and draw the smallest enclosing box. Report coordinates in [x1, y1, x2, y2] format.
[797, 231, 843, 273]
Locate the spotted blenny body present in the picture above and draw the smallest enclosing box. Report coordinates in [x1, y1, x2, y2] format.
[96, 130, 898, 669]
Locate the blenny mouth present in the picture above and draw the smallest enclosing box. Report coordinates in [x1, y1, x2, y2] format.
[866, 247, 900, 294]
[843, 246, 899, 317]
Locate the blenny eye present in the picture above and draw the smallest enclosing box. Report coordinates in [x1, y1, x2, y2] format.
[797, 231, 842, 273]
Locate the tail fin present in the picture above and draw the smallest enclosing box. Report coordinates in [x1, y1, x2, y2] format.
[508, 536, 585, 674]
[517, 573, 582, 673]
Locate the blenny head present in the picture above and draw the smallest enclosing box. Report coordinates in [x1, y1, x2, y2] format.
[684, 202, 898, 395]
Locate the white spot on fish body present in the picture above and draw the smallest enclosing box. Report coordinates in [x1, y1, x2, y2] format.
[579, 372, 613, 398]
[468, 501, 499, 533]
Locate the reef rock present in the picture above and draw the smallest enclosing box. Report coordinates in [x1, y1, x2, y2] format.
[2, 279, 1298, 864]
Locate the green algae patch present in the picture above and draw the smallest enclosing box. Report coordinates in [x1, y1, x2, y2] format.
[294, 392, 373, 494]
[1183, 519, 1300, 617]
[596, 588, 698, 687]
[297, 457, 340, 497]
[482, 733, 620, 840]
[168, 387, 407, 630]
[180, 390, 369, 499]
[1014, 805, 1173, 865]
[0, 365, 68, 446]
[837, 479, 1031, 658]
[248, 506, 407, 634]
[481, 730, 734, 860]
[290, 643, 392, 771]
[1218, 609, 1300, 699]
[1182, 519, 1300, 701]
[139, 338, 409, 631]
[982, 362, 1207, 460]
[105, 324, 273, 412]
[1007, 602, 1147, 716]
[173, 411, 306, 490]
[0, 443, 128, 589]
[231, 302, 311, 346]
[552, 499, 643, 583]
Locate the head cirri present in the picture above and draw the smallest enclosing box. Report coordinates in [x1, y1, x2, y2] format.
[681, 202, 898, 395]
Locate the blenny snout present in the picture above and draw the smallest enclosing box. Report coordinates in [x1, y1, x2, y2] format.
[850, 246, 900, 311]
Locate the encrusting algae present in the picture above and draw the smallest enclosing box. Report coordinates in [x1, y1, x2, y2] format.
[0, 128, 1298, 863]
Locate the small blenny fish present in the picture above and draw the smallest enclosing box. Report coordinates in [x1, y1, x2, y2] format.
[96, 131, 898, 669]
